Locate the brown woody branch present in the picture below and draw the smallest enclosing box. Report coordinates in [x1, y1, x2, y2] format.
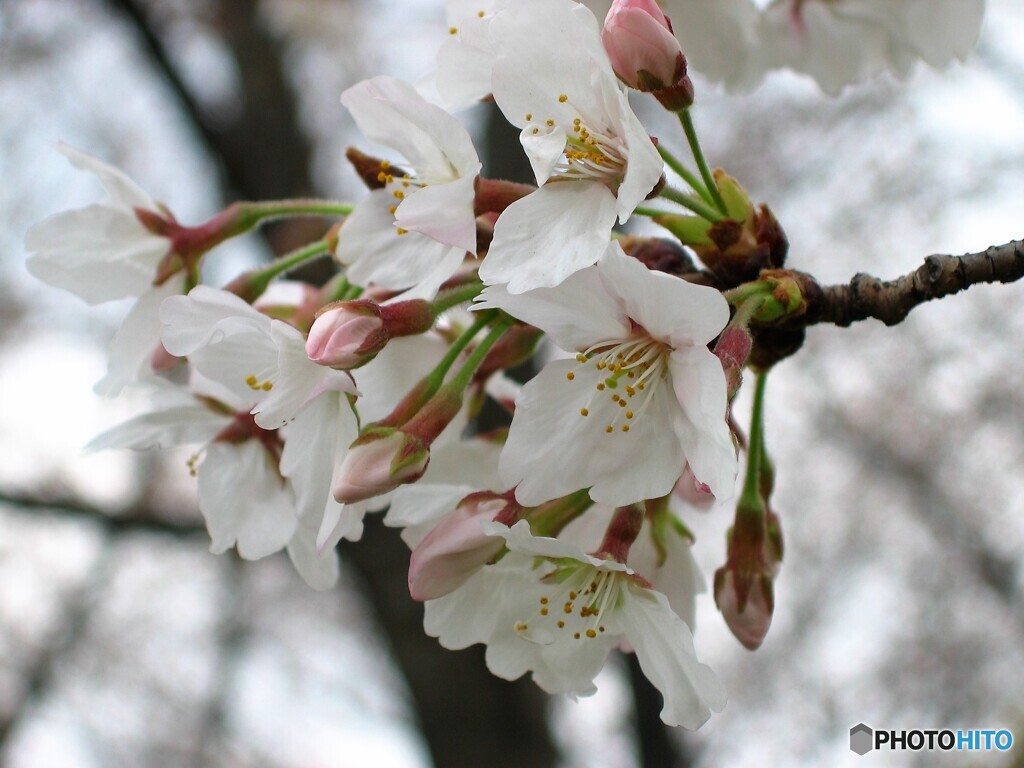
[810, 239, 1024, 327]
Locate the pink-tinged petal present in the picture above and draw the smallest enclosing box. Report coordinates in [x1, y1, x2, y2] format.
[595, 244, 730, 347]
[387, 483, 481, 548]
[198, 441, 297, 560]
[620, 584, 727, 728]
[475, 264, 630, 352]
[342, 76, 480, 181]
[408, 497, 507, 600]
[668, 348, 737, 500]
[94, 274, 186, 397]
[336, 191, 465, 297]
[57, 143, 158, 211]
[481, 183, 618, 293]
[394, 172, 478, 254]
[603, 3, 683, 89]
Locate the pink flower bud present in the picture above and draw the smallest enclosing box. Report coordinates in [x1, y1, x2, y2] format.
[306, 304, 386, 369]
[332, 429, 429, 504]
[408, 492, 509, 601]
[602, 0, 690, 98]
[714, 569, 774, 651]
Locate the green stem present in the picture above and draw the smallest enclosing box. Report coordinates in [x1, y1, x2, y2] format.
[657, 144, 713, 205]
[738, 371, 768, 517]
[431, 281, 485, 317]
[660, 186, 724, 222]
[677, 109, 728, 215]
[434, 312, 496, 385]
[248, 240, 331, 296]
[633, 205, 674, 218]
[233, 199, 354, 232]
[447, 316, 513, 391]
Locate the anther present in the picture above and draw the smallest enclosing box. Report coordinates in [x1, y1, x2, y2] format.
[566, 371, 575, 381]
[580, 408, 589, 417]
[558, 94, 568, 103]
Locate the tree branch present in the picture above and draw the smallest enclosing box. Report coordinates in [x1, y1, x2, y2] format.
[810, 239, 1024, 327]
[0, 489, 204, 537]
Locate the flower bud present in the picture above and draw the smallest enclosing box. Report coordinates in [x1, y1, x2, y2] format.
[408, 492, 512, 600]
[332, 428, 429, 504]
[307, 303, 386, 368]
[307, 298, 434, 369]
[713, 569, 774, 651]
[602, 0, 694, 108]
[714, 506, 784, 650]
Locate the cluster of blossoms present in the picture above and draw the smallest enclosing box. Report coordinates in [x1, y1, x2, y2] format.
[28, 0, 983, 728]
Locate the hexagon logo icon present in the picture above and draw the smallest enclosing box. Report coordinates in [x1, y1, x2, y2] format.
[850, 723, 874, 755]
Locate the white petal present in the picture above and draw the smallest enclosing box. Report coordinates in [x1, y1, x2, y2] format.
[668, 349, 737, 500]
[519, 123, 567, 186]
[475, 263, 630, 352]
[57, 143, 158, 211]
[351, 334, 449, 424]
[85, 403, 231, 452]
[342, 76, 480, 180]
[386, 483, 479, 548]
[621, 584, 727, 728]
[280, 392, 361, 540]
[159, 285, 270, 357]
[500, 360, 682, 507]
[480, 183, 617, 293]
[596, 244, 730, 347]
[424, 562, 525, 649]
[94, 274, 186, 397]
[489, 0, 612, 131]
[286, 520, 340, 590]
[611, 87, 664, 222]
[197, 441, 297, 560]
[336, 191, 465, 297]
[394, 172, 478, 254]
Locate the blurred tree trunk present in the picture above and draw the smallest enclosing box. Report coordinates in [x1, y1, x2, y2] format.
[107, 2, 559, 765]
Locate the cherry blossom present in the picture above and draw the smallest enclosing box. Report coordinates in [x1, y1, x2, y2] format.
[25, 144, 183, 396]
[424, 520, 727, 728]
[336, 76, 481, 299]
[477, 0, 663, 293]
[477, 243, 736, 507]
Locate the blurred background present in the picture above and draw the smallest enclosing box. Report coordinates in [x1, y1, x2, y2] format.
[1, 1, 1023, 766]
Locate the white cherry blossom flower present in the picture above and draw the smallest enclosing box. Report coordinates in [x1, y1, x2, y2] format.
[477, 243, 736, 507]
[85, 380, 336, 584]
[478, 0, 664, 293]
[160, 286, 356, 430]
[337, 76, 482, 299]
[758, 0, 985, 95]
[424, 520, 727, 728]
[25, 144, 182, 396]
